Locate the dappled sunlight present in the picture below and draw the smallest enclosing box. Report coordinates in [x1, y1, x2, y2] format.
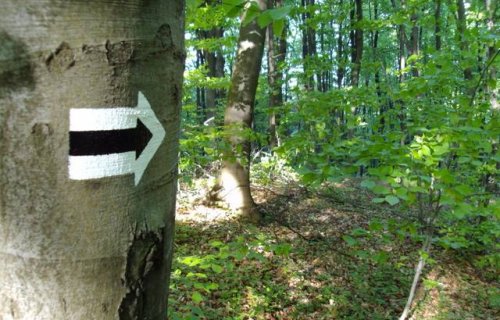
[170, 180, 417, 319]
[219, 170, 243, 206]
[411, 259, 499, 319]
[170, 178, 498, 319]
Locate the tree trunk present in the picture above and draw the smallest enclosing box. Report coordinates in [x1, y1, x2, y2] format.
[266, 0, 287, 150]
[485, 0, 498, 110]
[351, 0, 363, 87]
[337, 19, 345, 88]
[0, 1, 184, 319]
[217, 0, 267, 223]
[201, 26, 225, 122]
[302, 0, 317, 91]
[267, 25, 279, 149]
[196, 47, 207, 122]
[456, 0, 473, 81]
[392, 0, 407, 83]
[408, 10, 420, 77]
[435, 0, 442, 51]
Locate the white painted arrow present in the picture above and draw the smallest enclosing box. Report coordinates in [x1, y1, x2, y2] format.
[68, 92, 166, 185]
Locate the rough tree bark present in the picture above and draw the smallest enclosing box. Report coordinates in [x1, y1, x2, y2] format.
[217, 0, 267, 223]
[0, 1, 185, 319]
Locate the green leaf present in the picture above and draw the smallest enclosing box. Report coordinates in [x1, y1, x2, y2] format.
[455, 184, 472, 196]
[361, 180, 376, 189]
[187, 0, 203, 10]
[180, 256, 203, 266]
[223, 0, 246, 18]
[395, 187, 408, 199]
[256, 11, 273, 28]
[355, 250, 370, 259]
[373, 251, 389, 264]
[191, 291, 204, 303]
[222, 0, 246, 9]
[272, 19, 285, 36]
[343, 235, 358, 246]
[385, 195, 400, 206]
[372, 185, 390, 195]
[211, 264, 224, 273]
[242, 2, 261, 26]
[488, 290, 500, 308]
[268, 6, 292, 20]
[206, 283, 219, 290]
[368, 220, 383, 232]
[257, 6, 291, 30]
[351, 228, 369, 236]
[209, 240, 224, 248]
[423, 279, 441, 290]
[419, 145, 431, 157]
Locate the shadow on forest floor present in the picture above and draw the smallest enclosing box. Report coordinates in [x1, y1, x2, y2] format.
[168, 180, 499, 320]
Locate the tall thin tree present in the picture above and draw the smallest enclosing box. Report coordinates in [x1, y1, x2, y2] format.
[267, 0, 287, 149]
[216, 0, 268, 223]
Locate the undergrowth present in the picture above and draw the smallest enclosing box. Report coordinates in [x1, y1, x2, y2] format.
[168, 180, 499, 319]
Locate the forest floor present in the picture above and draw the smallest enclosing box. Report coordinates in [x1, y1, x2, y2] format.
[168, 178, 499, 320]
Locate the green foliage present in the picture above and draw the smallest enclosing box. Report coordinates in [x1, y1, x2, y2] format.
[168, 224, 294, 319]
[179, 0, 499, 317]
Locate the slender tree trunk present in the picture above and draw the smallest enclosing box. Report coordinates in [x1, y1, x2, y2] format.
[485, 0, 498, 110]
[351, 0, 363, 87]
[302, 0, 317, 91]
[203, 27, 225, 121]
[371, 0, 385, 133]
[0, 1, 184, 319]
[217, 0, 267, 223]
[196, 47, 207, 122]
[435, 0, 442, 51]
[267, 25, 278, 149]
[408, 10, 420, 77]
[266, 1, 286, 150]
[392, 0, 407, 83]
[456, 0, 473, 81]
[337, 19, 345, 88]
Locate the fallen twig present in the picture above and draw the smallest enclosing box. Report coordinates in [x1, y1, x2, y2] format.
[399, 234, 432, 320]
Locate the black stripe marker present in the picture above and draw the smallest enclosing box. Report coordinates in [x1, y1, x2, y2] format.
[70, 119, 152, 158]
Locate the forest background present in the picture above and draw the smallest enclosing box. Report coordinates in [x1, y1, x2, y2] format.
[169, 0, 498, 319]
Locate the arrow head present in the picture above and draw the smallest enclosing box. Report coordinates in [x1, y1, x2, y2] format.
[135, 119, 153, 159]
[133, 92, 166, 185]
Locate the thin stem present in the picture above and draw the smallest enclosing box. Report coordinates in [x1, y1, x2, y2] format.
[399, 234, 432, 320]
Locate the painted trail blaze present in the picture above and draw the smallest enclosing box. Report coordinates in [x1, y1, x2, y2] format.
[68, 92, 166, 185]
